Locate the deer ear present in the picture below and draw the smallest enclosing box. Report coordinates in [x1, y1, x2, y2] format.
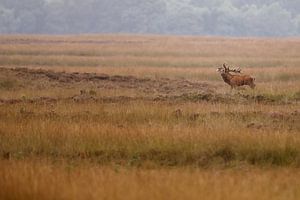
[223, 63, 226, 69]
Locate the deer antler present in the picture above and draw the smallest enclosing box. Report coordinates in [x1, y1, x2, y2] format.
[228, 66, 242, 73]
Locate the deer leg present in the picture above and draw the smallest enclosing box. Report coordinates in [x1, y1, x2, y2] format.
[230, 86, 235, 94]
[249, 83, 255, 89]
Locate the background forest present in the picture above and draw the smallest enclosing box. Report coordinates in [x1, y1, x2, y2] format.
[0, 0, 300, 36]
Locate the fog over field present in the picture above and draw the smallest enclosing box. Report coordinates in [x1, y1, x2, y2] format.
[0, 0, 300, 36]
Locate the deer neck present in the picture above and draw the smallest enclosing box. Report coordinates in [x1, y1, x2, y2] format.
[221, 72, 233, 84]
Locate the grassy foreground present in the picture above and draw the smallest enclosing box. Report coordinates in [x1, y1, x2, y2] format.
[0, 35, 300, 199]
[1, 160, 300, 200]
[1, 101, 300, 167]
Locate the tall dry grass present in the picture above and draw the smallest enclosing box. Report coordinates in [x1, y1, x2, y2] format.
[1, 160, 300, 200]
[1, 101, 299, 167]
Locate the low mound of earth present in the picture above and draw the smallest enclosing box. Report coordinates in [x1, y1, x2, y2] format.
[0, 67, 213, 102]
[0, 67, 213, 93]
[0, 67, 297, 105]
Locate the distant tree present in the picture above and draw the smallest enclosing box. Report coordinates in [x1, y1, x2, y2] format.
[164, 1, 209, 35]
[120, 0, 167, 33]
[0, 6, 16, 33]
[242, 3, 296, 36]
[209, 0, 243, 36]
[89, 0, 167, 34]
[0, 0, 47, 33]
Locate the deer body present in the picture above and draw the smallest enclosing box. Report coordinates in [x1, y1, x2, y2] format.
[217, 64, 255, 89]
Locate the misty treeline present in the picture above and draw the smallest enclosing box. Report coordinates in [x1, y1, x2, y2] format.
[0, 0, 300, 36]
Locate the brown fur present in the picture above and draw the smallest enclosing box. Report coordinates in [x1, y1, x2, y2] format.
[217, 64, 255, 89]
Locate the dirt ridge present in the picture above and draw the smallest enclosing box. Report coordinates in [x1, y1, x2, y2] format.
[1, 67, 298, 105]
[1, 67, 215, 95]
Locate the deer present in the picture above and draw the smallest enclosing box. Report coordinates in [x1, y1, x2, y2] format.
[216, 63, 255, 89]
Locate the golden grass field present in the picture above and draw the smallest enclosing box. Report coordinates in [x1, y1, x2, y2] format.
[0, 35, 300, 200]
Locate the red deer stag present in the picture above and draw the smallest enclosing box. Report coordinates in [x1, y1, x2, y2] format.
[216, 63, 255, 89]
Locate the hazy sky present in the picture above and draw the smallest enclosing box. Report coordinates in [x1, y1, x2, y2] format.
[0, 0, 300, 36]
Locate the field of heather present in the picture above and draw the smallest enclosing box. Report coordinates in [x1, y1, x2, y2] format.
[0, 35, 300, 200]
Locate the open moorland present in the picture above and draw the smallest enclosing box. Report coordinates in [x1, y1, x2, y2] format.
[0, 35, 300, 200]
